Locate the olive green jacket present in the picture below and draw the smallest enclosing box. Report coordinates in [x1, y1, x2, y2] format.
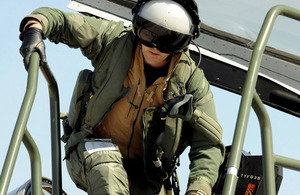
[20, 7, 225, 194]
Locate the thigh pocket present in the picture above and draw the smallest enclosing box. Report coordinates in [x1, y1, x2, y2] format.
[78, 139, 129, 194]
[77, 138, 124, 172]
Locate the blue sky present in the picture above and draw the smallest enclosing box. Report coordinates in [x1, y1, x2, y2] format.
[0, 0, 299, 194]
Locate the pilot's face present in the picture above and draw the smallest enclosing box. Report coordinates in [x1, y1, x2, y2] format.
[141, 44, 170, 68]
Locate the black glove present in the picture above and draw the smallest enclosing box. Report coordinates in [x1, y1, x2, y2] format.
[164, 94, 194, 121]
[19, 27, 47, 70]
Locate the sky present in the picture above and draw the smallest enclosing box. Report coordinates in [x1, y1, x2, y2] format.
[0, 0, 299, 195]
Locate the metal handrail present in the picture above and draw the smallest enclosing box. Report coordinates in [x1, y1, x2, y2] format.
[0, 52, 62, 194]
[40, 56, 62, 195]
[223, 5, 300, 195]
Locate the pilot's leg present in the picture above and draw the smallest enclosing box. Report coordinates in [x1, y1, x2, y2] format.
[66, 139, 129, 195]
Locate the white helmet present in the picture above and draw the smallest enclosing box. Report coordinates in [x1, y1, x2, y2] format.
[132, 0, 200, 53]
[138, 0, 193, 34]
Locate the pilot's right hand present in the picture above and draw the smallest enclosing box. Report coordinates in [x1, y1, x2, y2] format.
[19, 27, 47, 70]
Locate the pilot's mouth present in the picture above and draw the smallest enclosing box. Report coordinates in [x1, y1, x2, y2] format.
[149, 51, 159, 56]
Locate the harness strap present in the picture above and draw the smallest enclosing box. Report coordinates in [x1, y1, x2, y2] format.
[64, 124, 93, 159]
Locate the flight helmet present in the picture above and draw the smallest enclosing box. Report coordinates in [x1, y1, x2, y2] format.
[132, 0, 201, 53]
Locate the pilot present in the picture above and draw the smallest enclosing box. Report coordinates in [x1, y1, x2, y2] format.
[19, 0, 225, 194]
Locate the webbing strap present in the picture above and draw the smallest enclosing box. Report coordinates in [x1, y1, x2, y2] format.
[64, 125, 93, 159]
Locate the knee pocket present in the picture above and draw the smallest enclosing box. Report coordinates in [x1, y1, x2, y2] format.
[86, 162, 129, 195]
[87, 161, 128, 186]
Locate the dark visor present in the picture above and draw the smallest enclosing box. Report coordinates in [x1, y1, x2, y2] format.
[132, 15, 192, 53]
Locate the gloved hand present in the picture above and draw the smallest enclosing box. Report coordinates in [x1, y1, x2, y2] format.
[19, 27, 47, 70]
[164, 94, 194, 121]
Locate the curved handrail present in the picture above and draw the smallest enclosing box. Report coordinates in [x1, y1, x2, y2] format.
[223, 5, 300, 195]
[0, 53, 41, 195]
[0, 52, 63, 195]
[40, 57, 62, 195]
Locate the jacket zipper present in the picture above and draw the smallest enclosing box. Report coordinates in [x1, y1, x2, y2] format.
[126, 62, 174, 158]
[127, 83, 147, 159]
[126, 78, 140, 117]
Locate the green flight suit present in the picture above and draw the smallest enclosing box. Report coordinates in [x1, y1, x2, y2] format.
[20, 7, 225, 195]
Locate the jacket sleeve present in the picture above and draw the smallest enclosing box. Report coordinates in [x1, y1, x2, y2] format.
[186, 68, 225, 195]
[19, 7, 125, 66]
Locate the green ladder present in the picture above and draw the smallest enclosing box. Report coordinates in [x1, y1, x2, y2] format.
[0, 52, 63, 195]
[223, 5, 300, 195]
